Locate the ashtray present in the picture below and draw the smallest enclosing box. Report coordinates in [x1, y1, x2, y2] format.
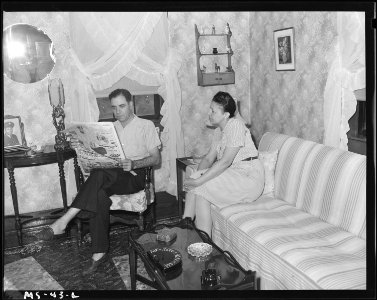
[187, 242, 213, 257]
[147, 247, 182, 272]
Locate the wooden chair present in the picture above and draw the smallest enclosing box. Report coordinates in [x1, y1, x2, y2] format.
[108, 166, 156, 230]
[75, 126, 161, 244]
[75, 166, 156, 244]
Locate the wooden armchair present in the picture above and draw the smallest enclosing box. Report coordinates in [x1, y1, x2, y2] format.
[108, 166, 156, 229]
[76, 166, 156, 244]
[74, 126, 160, 244]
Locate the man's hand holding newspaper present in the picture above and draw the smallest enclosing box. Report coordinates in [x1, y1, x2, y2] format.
[67, 132, 135, 174]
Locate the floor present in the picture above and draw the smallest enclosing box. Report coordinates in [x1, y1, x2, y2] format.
[3, 192, 180, 295]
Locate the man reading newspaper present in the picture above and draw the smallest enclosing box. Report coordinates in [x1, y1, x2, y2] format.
[35, 89, 161, 276]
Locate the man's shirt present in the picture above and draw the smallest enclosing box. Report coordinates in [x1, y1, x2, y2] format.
[113, 115, 161, 161]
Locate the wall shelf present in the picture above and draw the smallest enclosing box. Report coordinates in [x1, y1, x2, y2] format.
[200, 52, 233, 56]
[195, 24, 235, 87]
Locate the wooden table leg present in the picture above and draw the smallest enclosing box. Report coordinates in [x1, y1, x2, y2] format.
[7, 166, 23, 246]
[129, 245, 137, 290]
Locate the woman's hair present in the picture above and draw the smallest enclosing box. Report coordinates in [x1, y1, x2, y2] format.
[212, 91, 236, 118]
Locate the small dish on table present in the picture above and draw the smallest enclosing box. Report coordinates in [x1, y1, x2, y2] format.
[188, 242, 213, 257]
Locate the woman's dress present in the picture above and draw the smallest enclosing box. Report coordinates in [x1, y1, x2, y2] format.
[189, 118, 265, 208]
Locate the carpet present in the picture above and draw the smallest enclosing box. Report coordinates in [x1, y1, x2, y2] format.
[112, 255, 155, 290]
[4, 256, 63, 290]
[3, 220, 180, 291]
[4, 238, 156, 291]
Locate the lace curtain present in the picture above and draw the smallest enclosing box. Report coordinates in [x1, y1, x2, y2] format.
[323, 12, 365, 149]
[67, 12, 184, 195]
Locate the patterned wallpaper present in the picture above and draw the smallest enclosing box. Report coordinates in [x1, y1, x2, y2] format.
[3, 12, 169, 215]
[3, 11, 337, 215]
[3, 12, 76, 215]
[168, 12, 251, 157]
[169, 12, 335, 156]
[248, 11, 337, 144]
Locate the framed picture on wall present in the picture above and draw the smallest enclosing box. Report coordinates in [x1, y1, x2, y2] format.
[4, 115, 28, 153]
[273, 27, 295, 71]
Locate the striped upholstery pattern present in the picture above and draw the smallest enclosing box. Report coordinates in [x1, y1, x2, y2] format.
[211, 197, 366, 289]
[260, 133, 317, 205]
[210, 132, 366, 289]
[295, 144, 366, 239]
[258, 132, 290, 153]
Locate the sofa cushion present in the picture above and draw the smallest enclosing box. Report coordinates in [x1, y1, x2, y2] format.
[295, 144, 366, 239]
[270, 135, 316, 205]
[258, 132, 317, 205]
[211, 197, 366, 290]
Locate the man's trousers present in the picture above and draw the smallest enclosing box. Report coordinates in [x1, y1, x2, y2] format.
[71, 168, 146, 253]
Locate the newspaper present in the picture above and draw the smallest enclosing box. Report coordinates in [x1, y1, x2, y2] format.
[64, 122, 125, 177]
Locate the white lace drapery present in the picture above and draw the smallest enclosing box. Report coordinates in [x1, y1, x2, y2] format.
[68, 12, 184, 195]
[323, 12, 365, 149]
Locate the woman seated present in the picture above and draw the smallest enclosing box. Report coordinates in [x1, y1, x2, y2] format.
[182, 91, 265, 237]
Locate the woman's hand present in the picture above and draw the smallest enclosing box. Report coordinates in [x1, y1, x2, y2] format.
[183, 178, 201, 191]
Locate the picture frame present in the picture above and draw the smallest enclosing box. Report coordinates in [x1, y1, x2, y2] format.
[133, 94, 163, 120]
[273, 27, 295, 71]
[4, 115, 27, 149]
[96, 94, 163, 122]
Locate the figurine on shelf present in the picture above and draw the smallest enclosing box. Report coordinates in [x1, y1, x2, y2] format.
[226, 66, 233, 72]
[202, 65, 207, 73]
[212, 48, 218, 54]
[225, 23, 232, 35]
[215, 63, 220, 73]
[226, 46, 231, 53]
[212, 25, 216, 34]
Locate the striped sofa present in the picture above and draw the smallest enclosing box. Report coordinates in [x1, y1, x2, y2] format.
[211, 132, 366, 289]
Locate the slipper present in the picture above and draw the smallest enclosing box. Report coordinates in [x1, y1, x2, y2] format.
[34, 226, 66, 241]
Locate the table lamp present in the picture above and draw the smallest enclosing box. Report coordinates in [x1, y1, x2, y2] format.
[48, 78, 70, 151]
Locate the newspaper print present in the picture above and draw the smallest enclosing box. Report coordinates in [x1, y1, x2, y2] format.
[64, 122, 125, 176]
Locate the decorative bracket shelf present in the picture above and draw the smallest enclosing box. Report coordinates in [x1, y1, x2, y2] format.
[195, 24, 235, 87]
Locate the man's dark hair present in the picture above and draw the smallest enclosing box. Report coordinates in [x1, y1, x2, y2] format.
[212, 91, 236, 118]
[108, 89, 132, 102]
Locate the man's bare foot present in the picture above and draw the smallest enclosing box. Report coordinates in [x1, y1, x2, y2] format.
[49, 220, 66, 235]
[92, 252, 106, 261]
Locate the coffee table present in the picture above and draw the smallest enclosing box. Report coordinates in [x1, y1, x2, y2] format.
[128, 218, 257, 290]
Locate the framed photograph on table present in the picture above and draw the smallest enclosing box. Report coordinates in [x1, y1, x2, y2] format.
[273, 27, 295, 71]
[4, 115, 29, 154]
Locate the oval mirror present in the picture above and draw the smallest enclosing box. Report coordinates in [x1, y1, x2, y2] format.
[3, 23, 56, 84]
